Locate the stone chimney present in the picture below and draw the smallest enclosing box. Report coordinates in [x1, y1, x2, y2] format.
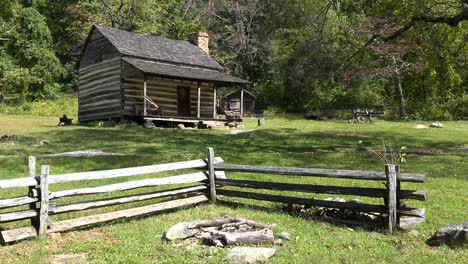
[190, 32, 209, 54]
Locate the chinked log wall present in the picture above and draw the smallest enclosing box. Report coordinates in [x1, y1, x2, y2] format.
[78, 58, 122, 122]
[78, 30, 122, 122]
[0, 148, 426, 244]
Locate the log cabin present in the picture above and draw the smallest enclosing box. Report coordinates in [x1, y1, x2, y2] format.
[223, 89, 256, 117]
[78, 25, 249, 124]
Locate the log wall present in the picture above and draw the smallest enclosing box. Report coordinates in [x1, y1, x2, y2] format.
[122, 62, 215, 117]
[78, 29, 122, 122]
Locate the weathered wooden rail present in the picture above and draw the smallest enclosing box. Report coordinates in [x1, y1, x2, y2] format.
[0, 148, 426, 244]
[0, 155, 225, 244]
[213, 152, 426, 233]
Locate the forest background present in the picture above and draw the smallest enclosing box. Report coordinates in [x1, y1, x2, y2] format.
[0, 0, 467, 120]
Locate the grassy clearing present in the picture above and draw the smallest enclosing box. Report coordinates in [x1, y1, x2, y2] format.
[0, 114, 467, 263]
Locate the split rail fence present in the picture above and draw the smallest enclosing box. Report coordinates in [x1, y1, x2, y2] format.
[0, 148, 426, 244]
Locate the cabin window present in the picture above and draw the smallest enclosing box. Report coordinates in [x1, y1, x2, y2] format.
[229, 99, 240, 110]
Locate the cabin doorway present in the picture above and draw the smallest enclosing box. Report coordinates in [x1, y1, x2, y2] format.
[177, 86, 191, 116]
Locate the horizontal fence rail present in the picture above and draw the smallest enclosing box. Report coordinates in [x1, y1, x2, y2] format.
[216, 179, 427, 201]
[0, 196, 38, 209]
[48, 172, 208, 199]
[0, 157, 224, 189]
[215, 163, 425, 182]
[51, 185, 208, 215]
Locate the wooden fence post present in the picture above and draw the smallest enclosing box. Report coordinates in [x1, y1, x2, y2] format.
[207, 148, 216, 203]
[395, 164, 401, 228]
[385, 164, 397, 233]
[38, 165, 50, 236]
[28, 156, 37, 227]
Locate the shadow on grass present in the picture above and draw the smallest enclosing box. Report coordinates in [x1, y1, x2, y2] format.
[33, 126, 462, 158]
[217, 199, 385, 232]
[2, 126, 465, 180]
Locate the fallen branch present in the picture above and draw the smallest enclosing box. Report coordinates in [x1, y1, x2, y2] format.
[188, 216, 275, 229]
[198, 228, 275, 246]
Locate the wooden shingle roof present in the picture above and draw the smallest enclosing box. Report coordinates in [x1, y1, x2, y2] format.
[95, 25, 224, 71]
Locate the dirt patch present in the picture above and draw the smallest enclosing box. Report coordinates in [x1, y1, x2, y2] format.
[47, 229, 117, 253]
[42, 149, 122, 157]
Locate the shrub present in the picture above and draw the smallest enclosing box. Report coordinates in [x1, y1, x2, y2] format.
[446, 95, 468, 120]
[0, 97, 78, 118]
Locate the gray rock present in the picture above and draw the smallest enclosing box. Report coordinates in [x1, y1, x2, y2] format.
[143, 120, 156, 128]
[51, 253, 87, 264]
[274, 239, 283, 246]
[427, 221, 468, 247]
[230, 129, 256, 135]
[276, 232, 291, 241]
[429, 122, 444, 128]
[414, 124, 427, 129]
[227, 247, 276, 264]
[48, 232, 62, 241]
[176, 124, 185, 129]
[408, 230, 419, 237]
[0, 134, 20, 141]
[163, 221, 201, 241]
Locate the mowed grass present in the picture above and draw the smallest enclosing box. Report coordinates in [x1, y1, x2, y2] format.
[0, 114, 467, 263]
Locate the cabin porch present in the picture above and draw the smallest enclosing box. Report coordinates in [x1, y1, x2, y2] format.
[121, 57, 249, 128]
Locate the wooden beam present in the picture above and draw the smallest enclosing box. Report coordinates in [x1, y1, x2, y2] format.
[215, 163, 425, 183]
[386, 164, 397, 232]
[0, 157, 224, 189]
[216, 179, 426, 200]
[240, 86, 244, 117]
[197, 82, 201, 119]
[39, 165, 50, 236]
[213, 86, 217, 119]
[0, 195, 209, 243]
[48, 172, 208, 199]
[1, 186, 207, 222]
[395, 165, 402, 227]
[143, 74, 147, 116]
[207, 148, 216, 203]
[0, 196, 38, 209]
[0, 210, 37, 223]
[51, 185, 207, 214]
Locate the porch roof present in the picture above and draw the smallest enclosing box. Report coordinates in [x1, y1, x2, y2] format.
[123, 57, 250, 85]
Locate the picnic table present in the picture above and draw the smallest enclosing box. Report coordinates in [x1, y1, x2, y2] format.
[350, 107, 384, 123]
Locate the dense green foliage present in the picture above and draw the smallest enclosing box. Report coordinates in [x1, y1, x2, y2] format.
[0, 0, 467, 119]
[0, 97, 77, 117]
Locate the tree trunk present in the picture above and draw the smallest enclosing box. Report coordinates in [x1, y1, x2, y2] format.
[394, 63, 405, 118]
[396, 74, 405, 118]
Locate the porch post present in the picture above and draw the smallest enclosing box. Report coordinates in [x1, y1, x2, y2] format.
[240, 85, 244, 117]
[143, 74, 147, 116]
[197, 82, 201, 119]
[212, 85, 217, 119]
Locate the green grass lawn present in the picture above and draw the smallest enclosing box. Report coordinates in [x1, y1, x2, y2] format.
[0, 114, 467, 263]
